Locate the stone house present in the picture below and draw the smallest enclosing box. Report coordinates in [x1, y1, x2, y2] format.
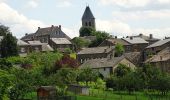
[145, 47, 170, 73]
[21, 25, 72, 51]
[99, 38, 131, 52]
[27, 40, 53, 53]
[130, 34, 159, 45]
[21, 33, 35, 42]
[77, 46, 114, 64]
[145, 38, 170, 55]
[17, 40, 30, 57]
[49, 38, 72, 51]
[122, 37, 149, 52]
[80, 56, 136, 78]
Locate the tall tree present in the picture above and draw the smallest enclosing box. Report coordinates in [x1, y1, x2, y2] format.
[79, 27, 95, 37]
[0, 24, 10, 36]
[0, 33, 18, 58]
[115, 43, 125, 57]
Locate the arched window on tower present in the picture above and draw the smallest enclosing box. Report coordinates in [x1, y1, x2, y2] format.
[85, 22, 88, 26]
[89, 22, 91, 26]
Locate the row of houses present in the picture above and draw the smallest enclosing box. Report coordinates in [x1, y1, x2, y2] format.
[77, 34, 170, 78]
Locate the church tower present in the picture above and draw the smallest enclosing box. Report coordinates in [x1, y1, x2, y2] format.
[82, 6, 96, 30]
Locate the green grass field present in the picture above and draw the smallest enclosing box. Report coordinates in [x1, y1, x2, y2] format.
[24, 90, 170, 100]
[77, 89, 170, 100]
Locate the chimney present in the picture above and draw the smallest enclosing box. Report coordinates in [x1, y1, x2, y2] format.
[25, 33, 28, 36]
[38, 27, 40, 30]
[130, 37, 133, 40]
[160, 56, 163, 61]
[51, 25, 54, 28]
[115, 36, 117, 39]
[59, 25, 61, 30]
[126, 36, 129, 38]
[149, 34, 153, 39]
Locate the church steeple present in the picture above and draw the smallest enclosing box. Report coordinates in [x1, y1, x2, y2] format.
[82, 6, 96, 30]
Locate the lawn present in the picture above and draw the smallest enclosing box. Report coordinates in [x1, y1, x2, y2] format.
[24, 90, 170, 100]
[77, 89, 170, 100]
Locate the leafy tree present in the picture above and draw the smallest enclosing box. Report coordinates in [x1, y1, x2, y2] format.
[0, 33, 18, 58]
[0, 24, 10, 36]
[122, 72, 144, 94]
[79, 27, 95, 37]
[77, 68, 99, 86]
[114, 63, 131, 77]
[0, 69, 15, 100]
[71, 37, 90, 51]
[89, 31, 110, 47]
[115, 43, 124, 57]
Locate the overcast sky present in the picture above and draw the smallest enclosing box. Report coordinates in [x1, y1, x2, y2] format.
[0, 0, 170, 39]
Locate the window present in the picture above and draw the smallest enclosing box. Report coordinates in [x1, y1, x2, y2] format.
[85, 22, 88, 26]
[89, 22, 91, 26]
[21, 48, 25, 53]
[104, 68, 106, 71]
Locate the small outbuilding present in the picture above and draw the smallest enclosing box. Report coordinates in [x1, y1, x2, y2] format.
[37, 86, 56, 100]
[68, 84, 89, 95]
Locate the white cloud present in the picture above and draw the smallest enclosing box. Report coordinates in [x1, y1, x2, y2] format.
[0, 2, 46, 38]
[157, 0, 170, 4]
[95, 19, 170, 39]
[56, 1, 72, 8]
[112, 9, 170, 21]
[27, 0, 38, 8]
[0, 2, 76, 38]
[96, 19, 132, 37]
[99, 0, 151, 8]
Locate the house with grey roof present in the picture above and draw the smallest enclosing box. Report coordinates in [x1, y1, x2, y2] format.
[145, 39, 170, 58]
[28, 40, 54, 53]
[21, 33, 35, 42]
[99, 38, 131, 52]
[122, 37, 149, 52]
[77, 46, 114, 64]
[49, 38, 72, 52]
[80, 56, 136, 78]
[130, 34, 159, 44]
[145, 47, 170, 73]
[21, 25, 73, 52]
[17, 40, 30, 57]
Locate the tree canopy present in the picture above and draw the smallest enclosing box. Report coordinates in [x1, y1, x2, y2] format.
[79, 27, 95, 37]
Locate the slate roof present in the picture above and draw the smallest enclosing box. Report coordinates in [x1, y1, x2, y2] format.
[132, 34, 159, 41]
[42, 43, 54, 52]
[27, 40, 42, 45]
[35, 26, 71, 40]
[21, 33, 35, 41]
[146, 47, 170, 62]
[124, 52, 141, 65]
[17, 40, 29, 46]
[82, 6, 95, 20]
[80, 56, 125, 69]
[122, 37, 148, 44]
[77, 46, 114, 55]
[146, 39, 170, 48]
[51, 38, 72, 44]
[105, 38, 130, 46]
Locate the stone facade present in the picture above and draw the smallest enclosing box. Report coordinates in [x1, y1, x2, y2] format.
[82, 6, 96, 30]
[77, 46, 114, 64]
